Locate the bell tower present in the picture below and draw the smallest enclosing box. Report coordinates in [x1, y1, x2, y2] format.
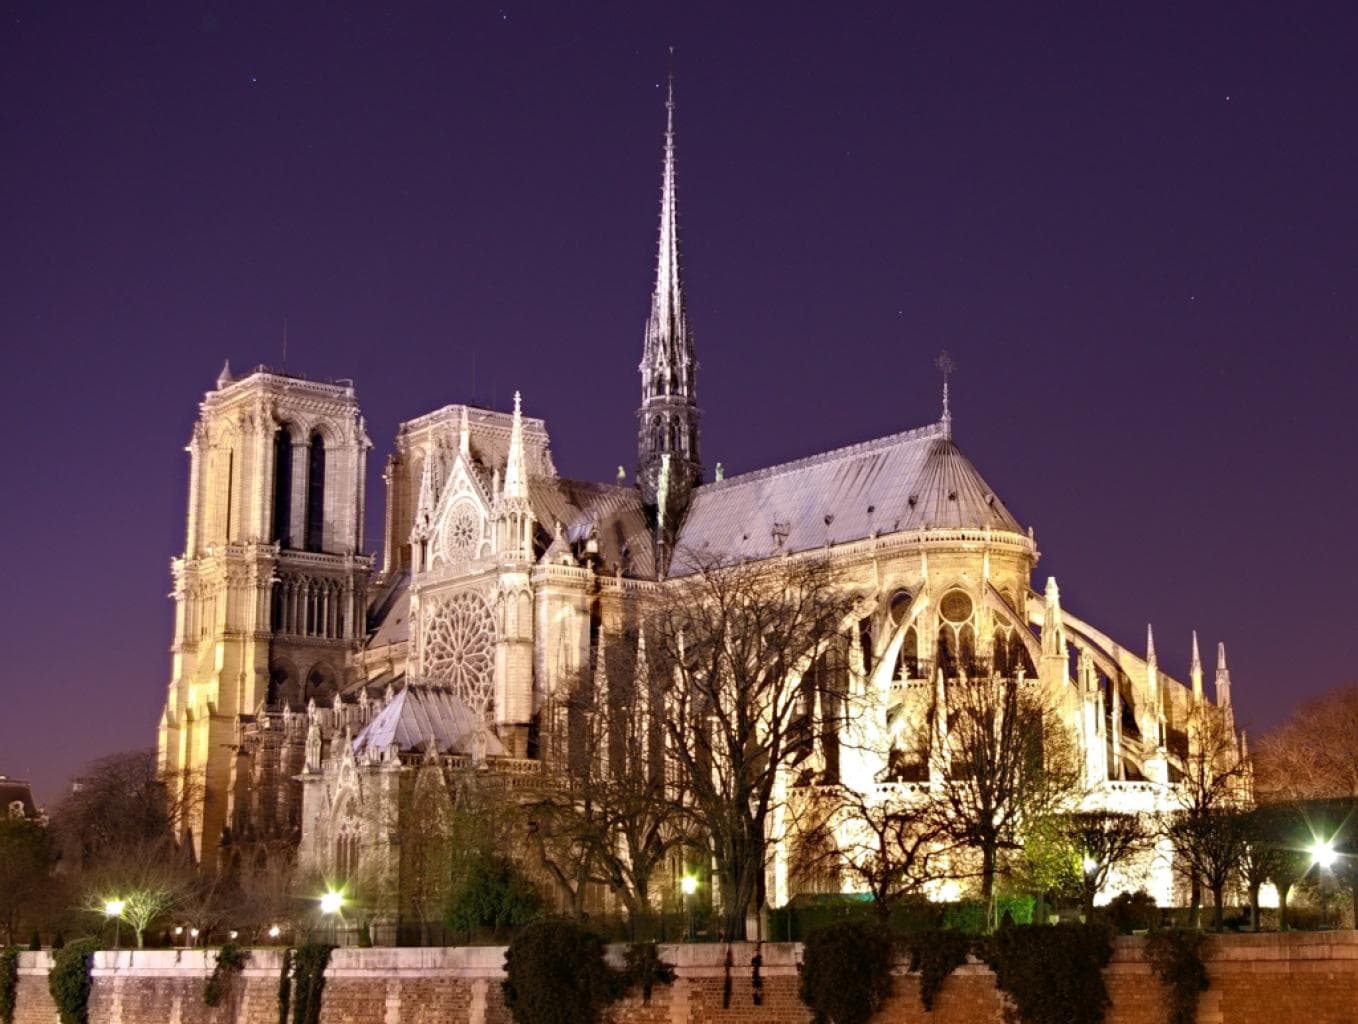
[158, 364, 372, 865]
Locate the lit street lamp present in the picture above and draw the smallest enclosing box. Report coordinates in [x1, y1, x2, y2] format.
[103, 899, 126, 952]
[1311, 839, 1336, 928]
[320, 890, 344, 944]
[681, 874, 698, 941]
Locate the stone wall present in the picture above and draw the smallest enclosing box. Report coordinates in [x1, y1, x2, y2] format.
[12, 932, 1358, 1024]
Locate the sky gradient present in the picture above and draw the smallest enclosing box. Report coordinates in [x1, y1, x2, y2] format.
[2, 2, 1355, 805]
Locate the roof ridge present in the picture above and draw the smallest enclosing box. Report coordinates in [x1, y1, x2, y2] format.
[695, 420, 947, 494]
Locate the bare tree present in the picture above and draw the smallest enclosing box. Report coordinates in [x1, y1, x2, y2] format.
[923, 675, 1080, 906]
[0, 817, 57, 945]
[1254, 684, 1358, 802]
[530, 638, 692, 928]
[793, 783, 950, 920]
[80, 841, 195, 947]
[1055, 811, 1153, 917]
[1165, 808, 1249, 930]
[647, 553, 863, 939]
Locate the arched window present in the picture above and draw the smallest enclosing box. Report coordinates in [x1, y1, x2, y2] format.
[937, 626, 958, 678]
[305, 432, 326, 552]
[898, 625, 919, 679]
[271, 429, 293, 546]
[959, 624, 977, 676]
[224, 448, 236, 541]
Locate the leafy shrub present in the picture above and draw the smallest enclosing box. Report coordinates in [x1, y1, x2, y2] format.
[446, 854, 543, 938]
[620, 943, 675, 1005]
[799, 920, 895, 1024]
[290, 943, 333, 1024]
[976, 923, 1112, 1024]
[1, 947, 18, 1024]
[904, 930, 971, 1011]
[1145, 930, 1209, 1024]
[1103, 891, 1158, 934]
[27, 934, 41, 952]
[47, 939, 98, 1024]
[502, 919, 620, 1024]
[203, 943, 250, 1007]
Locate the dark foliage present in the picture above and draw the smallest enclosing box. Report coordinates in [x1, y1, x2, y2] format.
[27, 935, 40, 952]
[799, 920, 895, 1024]
[1103, 891, 1159, 934]
[502, 919, 621, 1024]
[976, 923, 1113, 1024]
[47, 939, 98, 1024]
[1145, 930, 1210, 1024]
[904, 930, 971, 1011]
[620, 942, 675, 1006]
[203, 943, 249, 1008]
[276, 947, 292, 1024]
[0, 947, 17, 1024]
[290, 943, 333, 1024]
[445, 854, 543, 938]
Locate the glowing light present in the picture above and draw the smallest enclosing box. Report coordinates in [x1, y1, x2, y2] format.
[1311, 840, 1337, 870]
[320, 890, 344, 915]
[229, 930, 238, 940]
[681, 874, 698, 896]
[190, 928, 199, 938]
[174, 926, 184, 936]
[103, 899, 125, 918]
[1082, 856, 1098, 874]
[268, 925, 282, 939]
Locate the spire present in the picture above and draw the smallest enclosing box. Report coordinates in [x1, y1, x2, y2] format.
[216, 360, 234, 389]
[637, 51, 701, 539]
[1215, 641, 1234, 729]
[934, 351, 956, 438]
[459, 405, 471, 460]
[1190, 630, 1204, 704]
[1146, 624, 1157, 667]
[504, 391, 527, 500]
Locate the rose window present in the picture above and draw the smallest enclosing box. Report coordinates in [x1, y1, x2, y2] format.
[423, 591, 496, 711]
[441, 502, 480, 562]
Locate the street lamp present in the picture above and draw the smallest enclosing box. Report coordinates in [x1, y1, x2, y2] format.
[268, 925, 282, 941]
[320, 890, 344, 944]
[1311, 839, 1336, 928]
[103, 899, 126, 952]
[681, 874, 698, 941]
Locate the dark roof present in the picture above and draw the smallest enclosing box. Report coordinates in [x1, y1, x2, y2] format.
[0, 777, 39, 819]
[530, 477, 656, 578]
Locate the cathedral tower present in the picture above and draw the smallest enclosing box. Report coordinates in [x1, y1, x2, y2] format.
[636, 64, 701, 556]
[158, 365, 372, 864]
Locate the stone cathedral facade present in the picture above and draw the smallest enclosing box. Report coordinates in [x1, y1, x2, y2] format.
[158, 77, 1244, 919]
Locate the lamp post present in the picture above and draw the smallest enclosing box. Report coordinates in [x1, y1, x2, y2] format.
[320, 890, 344, 945]
[103, 899, 126, 953]
[1311, 840, 1336, 929]
[681, 874, 698, 942]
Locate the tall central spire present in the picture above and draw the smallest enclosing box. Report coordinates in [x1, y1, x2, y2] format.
[637, 51, 701, 561]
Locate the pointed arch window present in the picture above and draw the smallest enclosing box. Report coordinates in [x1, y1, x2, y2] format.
[305, 432, 326, 552]
[271, 429, 293, 546]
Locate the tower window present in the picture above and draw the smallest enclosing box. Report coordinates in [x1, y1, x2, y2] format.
[271, 429, 293, 547]
[305, 432, 326, 552]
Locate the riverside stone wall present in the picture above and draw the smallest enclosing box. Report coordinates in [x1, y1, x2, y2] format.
[12, 931, 1358, 1024]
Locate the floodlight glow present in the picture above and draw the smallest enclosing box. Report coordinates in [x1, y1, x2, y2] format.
[320, 890, 344, 915]
[681, 874, 698, 896]
[103, 899, 125, 918]
[268, 925, 282, 939]
[1311, 840, 1337, 870]
[1082, 856, 1098, 874]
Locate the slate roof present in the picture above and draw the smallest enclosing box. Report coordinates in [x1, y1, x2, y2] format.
[351, 685, 506, 758]
[673, 423, 1022, 565]
[530, 478, 656, 578]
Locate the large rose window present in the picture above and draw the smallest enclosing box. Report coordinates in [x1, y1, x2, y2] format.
[440, 501, 480, 563]
[423, 590, 496, 711]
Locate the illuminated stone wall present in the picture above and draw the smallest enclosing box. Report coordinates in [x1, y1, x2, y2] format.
[13, 933, 1358, 1024]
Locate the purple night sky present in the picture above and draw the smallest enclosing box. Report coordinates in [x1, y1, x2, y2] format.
[2, 3, 1355, 805]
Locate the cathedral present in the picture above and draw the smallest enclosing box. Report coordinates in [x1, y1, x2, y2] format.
[157, 74, 1243, 924]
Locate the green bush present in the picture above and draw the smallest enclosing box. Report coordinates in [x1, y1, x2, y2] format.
[904, 930, 971, 1011]
[47, 939, 98, 1024]
[1103, 891, 1158, 934]
[620, 943, 675, 1005]
[1145, 930, 1209, 1024]
[977, 923, 1113, 1024]
[203, 943, 250, 1008]
[446, 854, 543, 938]
[502, 919, 620, 1024]
[799, 920, 895, 1024]
[290, 943, 333, 1024]
[0, 947, 18, 1024]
